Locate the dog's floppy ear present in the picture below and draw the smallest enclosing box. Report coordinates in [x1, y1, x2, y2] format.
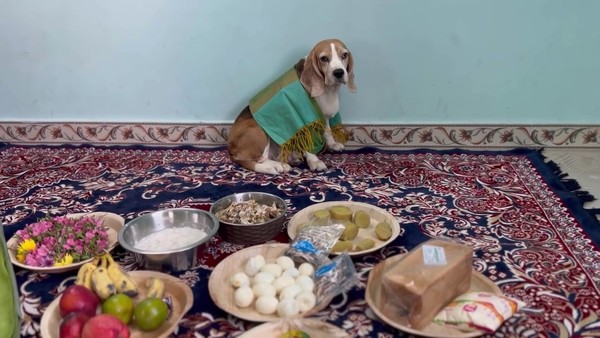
[346, 51, 357, 93]
[300, 49, 325, 97]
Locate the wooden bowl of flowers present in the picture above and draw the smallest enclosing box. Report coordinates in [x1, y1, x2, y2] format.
[6, 212, 124, 274]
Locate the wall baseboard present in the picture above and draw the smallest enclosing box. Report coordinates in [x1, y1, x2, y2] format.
[1, 121, 598, 149]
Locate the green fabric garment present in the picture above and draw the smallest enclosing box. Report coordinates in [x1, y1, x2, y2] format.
[0, 230, 19, 338]
[249, 67, 342, 157]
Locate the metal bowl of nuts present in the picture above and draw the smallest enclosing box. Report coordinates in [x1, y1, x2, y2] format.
[209, 192, 287, 245]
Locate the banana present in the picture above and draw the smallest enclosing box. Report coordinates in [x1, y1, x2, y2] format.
[90, 255, 117, 300]
[104, 253, 139, 297]
[74, 256, 100, 290]
[145, 277, 165, 299]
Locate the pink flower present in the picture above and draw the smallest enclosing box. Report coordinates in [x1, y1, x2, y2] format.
[97, 240, 108, 250]
[16, 214, 110, 266]
[25, 254, 38, 266]
[36, 246, 48, 257]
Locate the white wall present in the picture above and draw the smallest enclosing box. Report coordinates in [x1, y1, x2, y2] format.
[1, 0, 599, 124]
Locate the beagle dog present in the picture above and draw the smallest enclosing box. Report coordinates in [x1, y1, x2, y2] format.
[227, 39, 356, 175]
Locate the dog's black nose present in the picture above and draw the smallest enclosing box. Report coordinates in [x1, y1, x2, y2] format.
[333, 68, 345, 79]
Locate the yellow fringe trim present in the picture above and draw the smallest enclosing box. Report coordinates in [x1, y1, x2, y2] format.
[332, 124, 350, 144]
[279, 120, 326, 162]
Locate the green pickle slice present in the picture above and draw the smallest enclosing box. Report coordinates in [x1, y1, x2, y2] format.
[375, 222, 392, 240]
[340, 222, 359, 241]
[356, 238, 376, 251]
[353, 210, 371, 228]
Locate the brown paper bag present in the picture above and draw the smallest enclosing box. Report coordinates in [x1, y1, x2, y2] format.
[381, 238, 473, 329]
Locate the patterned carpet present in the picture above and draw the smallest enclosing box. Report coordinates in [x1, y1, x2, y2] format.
[1, 143, 600, 338]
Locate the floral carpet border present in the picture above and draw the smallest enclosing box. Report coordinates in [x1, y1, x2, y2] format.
[1, 122, 599, 148]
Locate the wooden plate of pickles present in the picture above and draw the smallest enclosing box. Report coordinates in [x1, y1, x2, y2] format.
[287, 201, 401, 256]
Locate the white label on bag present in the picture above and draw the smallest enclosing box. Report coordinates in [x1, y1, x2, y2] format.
[422, 245, 447, 265]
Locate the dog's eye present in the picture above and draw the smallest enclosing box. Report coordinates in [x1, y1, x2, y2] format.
[341, 52, 348, 60]
[320, 56, 329, 63]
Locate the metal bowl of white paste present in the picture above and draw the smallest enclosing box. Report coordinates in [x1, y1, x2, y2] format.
[118, 208, 219, 272]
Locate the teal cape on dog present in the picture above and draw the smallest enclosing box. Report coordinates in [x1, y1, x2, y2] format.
[249, 67, 347, 162]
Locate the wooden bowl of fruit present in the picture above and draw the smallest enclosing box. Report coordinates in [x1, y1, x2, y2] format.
[40, 253, 193, 338]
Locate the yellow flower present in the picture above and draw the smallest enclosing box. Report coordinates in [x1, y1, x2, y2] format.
[54, 254, 74, 267]
[18, 239, 36, 253]
[16, 252, 26, 263]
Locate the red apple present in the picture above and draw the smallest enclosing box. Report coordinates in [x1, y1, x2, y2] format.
[59, 312, 91, 338]
[81, 314, 130, 338]
[59, 285, 101, 317]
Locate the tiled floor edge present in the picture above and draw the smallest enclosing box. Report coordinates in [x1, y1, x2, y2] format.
[1, 122, 598, 149]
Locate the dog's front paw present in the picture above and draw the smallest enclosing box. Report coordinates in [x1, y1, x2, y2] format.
[307, 158, 328, 172]
[328, 142, 345, 152]
[255, 160, 292, 175]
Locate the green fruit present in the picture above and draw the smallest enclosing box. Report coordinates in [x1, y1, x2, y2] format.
[101, 293, 134, 324]
[134, 297, 169, 331]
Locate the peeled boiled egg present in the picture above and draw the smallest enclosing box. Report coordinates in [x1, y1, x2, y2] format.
[298, 262, 314, 276]
[272, 275, 295, 293]
[279, 284, 302, 300]
[260, 263, 283, 277]
[253, 271, 275, 285]
[277, 298, 300, 317]
[255, 296, 278, 315]
[245, 255, 266, 277]
[295, 275, 315, 292]
[282, 267, 300, 278]
[229, 272, 250, 288]
[252, 282, 276, 298]
[296, 290, 316, 313]
[234, 286, 254, 308]
[276, 255, 295, 270]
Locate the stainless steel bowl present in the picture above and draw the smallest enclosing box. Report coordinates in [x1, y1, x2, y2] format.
[118, 208, 218, 272]
[210, 192, 287, 245]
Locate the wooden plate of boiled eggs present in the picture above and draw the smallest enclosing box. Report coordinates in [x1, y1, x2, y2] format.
[208, 243, 330, 322]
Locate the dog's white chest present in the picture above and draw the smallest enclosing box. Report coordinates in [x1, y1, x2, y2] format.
[314, 90, 340, 119]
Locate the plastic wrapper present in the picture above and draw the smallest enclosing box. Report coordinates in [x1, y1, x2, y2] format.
[433, 292, 526, 333]
[285, 223, 345, 267]
[381, 238, 473, 329]
[314, 253, 358, 306]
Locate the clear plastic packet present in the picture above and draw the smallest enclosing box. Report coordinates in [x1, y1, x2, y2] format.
[433, 291, 526, 333]
[285, 223, 345, 267]
[314, 253, 358, 306]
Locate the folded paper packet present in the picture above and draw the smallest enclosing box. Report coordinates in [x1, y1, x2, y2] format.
[381, 238, 473, 329]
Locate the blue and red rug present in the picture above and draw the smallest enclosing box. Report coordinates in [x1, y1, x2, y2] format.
[1, 144, 599, 338]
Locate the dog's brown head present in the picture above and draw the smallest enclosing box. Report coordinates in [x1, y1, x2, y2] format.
[300, 39, 356, 97]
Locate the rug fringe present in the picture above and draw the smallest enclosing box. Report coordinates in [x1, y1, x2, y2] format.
[537, 147, 599, 217]
[545, 158, 598, 203]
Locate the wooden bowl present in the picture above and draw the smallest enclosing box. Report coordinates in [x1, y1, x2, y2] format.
[7, 212, 123, 274]
[287, 201, 401, 256]
[208, 243, 331, 322]
[365, 254, 502, 338]
[40, 270, 194, 338]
